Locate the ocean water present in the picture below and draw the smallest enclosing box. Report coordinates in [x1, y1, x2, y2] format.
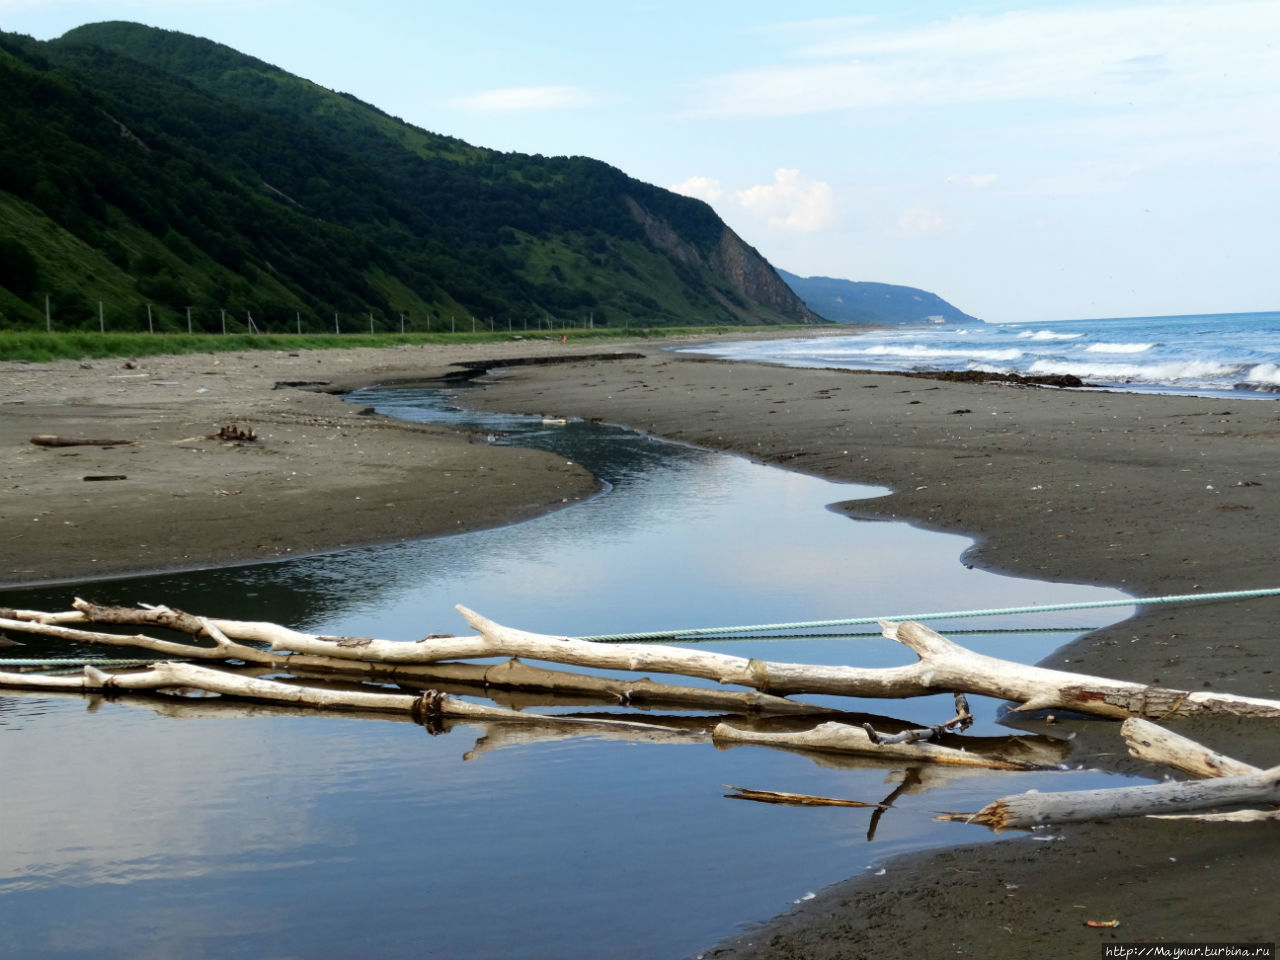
[684, 310, 1280, 397]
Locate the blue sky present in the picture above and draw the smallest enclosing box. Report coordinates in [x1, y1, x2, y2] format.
[3, 0, 1277, 323]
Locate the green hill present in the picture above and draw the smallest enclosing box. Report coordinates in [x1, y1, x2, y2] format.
[0, 22, 820, 333]
[778, 269, 978, 325]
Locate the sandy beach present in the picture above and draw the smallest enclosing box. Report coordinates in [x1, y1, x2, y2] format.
[0, 341, 606, 586]
[3, 333, 1278, 956]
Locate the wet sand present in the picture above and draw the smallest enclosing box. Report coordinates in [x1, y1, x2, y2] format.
[3, 334, 1279, 956]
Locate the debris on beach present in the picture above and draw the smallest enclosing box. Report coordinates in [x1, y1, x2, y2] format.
[212, 424, 257, 443]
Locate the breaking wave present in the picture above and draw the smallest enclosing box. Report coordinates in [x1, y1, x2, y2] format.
[681, 311, 1280, 396]
[1084, 342, 1156, 354]
[1016, 330, 1086, 341]
[1027, 358, 1244, 383]
[843, 345, 1025, 362]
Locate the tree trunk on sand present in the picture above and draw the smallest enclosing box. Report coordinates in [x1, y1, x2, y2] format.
[1121, 717, 1261, 778]
[939, 764, 1280, 830]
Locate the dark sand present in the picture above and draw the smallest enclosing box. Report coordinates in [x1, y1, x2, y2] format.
[3, 334, 1278, 956]
[0, 342, 603, 586]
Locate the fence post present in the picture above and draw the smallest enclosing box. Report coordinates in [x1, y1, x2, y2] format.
[45, 293, 50, 333]
[147, 303, 154, 334]
[296, 311, 301, 335]
[99, 301, 104, 333]
[221, 309, 226, 335]
[335, 312, 340, 335]
[187, 306, 193, 334]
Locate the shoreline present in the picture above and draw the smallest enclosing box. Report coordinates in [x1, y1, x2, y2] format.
[4, 335, 1279, 956]
[462, 346, 1280, 957]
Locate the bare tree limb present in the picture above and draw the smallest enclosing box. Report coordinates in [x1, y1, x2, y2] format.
[1121, 717, 1261, 779]
[937, 764, 1280, 830]
[8, 603, 1280, 727]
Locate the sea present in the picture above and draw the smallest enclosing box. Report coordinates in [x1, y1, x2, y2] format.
[683, 310, 1280, 398]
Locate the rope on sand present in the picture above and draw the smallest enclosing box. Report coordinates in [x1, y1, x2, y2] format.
[575, 587, 1280, 643]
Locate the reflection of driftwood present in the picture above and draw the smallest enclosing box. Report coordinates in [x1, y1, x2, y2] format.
[712, 720, 1066, 770]
[30, 435, 134, 447]
[938, 764, 1280, 831]
[0, 684, 426, 725]
[463, 718, 713, 761]
[0, 660, 698, 740]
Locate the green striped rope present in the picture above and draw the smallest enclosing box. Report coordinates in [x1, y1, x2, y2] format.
[574, 587, 1280, 643]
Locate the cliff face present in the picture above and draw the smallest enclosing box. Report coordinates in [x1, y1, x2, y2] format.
[710, 229, 820, 321]
[624, 196, 822, 324]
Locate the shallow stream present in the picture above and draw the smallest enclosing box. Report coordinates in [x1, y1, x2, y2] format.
[0, 384, 1141, 959]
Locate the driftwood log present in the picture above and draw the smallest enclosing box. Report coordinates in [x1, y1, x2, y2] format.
[939, 764, 1280, 831]
[5, 600, 1280, 805]
[1121, 717, 1260, 778]
[940, 718, 1279, 829]
[5, 602, 1280, 720]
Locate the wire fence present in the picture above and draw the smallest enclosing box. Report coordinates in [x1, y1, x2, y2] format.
[10, 295, 618, 337]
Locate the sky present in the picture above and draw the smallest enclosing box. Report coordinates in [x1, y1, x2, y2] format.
[2, 0, 1278, 323]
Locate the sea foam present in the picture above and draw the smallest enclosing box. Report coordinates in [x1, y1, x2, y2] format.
[1017, 330, 1086, 341]
[1084, 342, 1156, 354]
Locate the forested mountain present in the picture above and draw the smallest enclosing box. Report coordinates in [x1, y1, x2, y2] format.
[0, 22, 820, 332]
[778, 270, 978, 325]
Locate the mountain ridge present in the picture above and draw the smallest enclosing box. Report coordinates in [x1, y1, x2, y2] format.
[0, 22, 820, 331]
[778, 269, 979, 325]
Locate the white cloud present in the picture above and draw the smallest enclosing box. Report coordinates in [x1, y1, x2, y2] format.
[689, 1, 1280, 117]
[897, 203, 949, 236]
[669, 175, 724, 204]
[449, 85, 598, 112]
[733, 168, 836, 232]
[947, 174, 999, 189]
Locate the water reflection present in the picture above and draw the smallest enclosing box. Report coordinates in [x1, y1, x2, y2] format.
[0, 384, 1140, 960]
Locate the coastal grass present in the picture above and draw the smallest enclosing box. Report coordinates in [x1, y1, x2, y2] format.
[0, 324, 803, 364]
